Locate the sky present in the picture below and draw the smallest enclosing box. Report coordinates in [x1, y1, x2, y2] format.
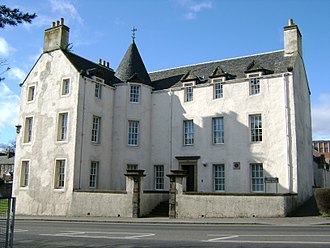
[0, 0, 329, 145]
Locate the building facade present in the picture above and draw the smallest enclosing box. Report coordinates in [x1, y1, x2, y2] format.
[13, 18, 313, 217]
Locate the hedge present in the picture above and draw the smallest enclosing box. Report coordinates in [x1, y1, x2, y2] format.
[315, 188, 330, 215]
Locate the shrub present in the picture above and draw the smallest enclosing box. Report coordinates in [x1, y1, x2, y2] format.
[315, 188, 330, 215]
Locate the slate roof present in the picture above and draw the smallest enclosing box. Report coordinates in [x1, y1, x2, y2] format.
[0, 155, 14, 165]
[149, 50, 296, 91]
[64, 52, 119, 86]
[115, 41, 152, 86]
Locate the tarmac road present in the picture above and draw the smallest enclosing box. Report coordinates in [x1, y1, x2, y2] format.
[13, 218, 330, 248]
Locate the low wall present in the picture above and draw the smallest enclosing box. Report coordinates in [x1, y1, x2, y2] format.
[177, 193, 297, 218]
[140, 191, 169, 216]
[70, 190, 133, 217]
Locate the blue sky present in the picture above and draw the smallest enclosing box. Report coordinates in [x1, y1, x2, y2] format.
[0, 0, 330, 145]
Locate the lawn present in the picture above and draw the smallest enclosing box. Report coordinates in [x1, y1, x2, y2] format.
[0, 199, 8, 215]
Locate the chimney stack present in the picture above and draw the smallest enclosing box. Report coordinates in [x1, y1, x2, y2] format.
[284, 18, 302, 57]
[43, 18, 70, 53]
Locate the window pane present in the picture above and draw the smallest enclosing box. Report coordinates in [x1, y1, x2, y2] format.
[250, 114, 262, 142]
[251, 163, 264, 192]
[213, 117, 224, 144]
[21, 161, 29, 187]
[55, 160, 65, 188]
[90, 161, 98, 188]
[214, 80, 223, 99]
[91, 116, 101, 143]
[185, 84, 193, 102]
[128, 121, 139, 146]
[62, 79, 70, 95]
[130, 85, 140, 103]
[154, 165, 164, 190]
[28, 86, 35, 101]
[184, 120, 194, 145]
[58, 113, 68, 141]
[95, 83, 101, 98]
[250, 77, 260, 95]
[24, 117, 33, 143]
[214, 164, 225, 191]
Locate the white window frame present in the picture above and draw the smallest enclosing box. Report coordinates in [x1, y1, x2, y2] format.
[129, 84, 141, 103]
[95, 82, 102, 99]
[213, 164, 225, 192]
[128, 120, 139, 146]
[57, 112, 68, 141]
[250, 114, 262, 142]
[91, 116, 101, 144]
[55, 159, 66, 189]
[27, 85, 36, 102]
[24, 117, 33, 143]
[127, 164, 138, 170]
[251, 163, 264, 192]
[154, 165, 164, 190]
[248, 73, 261, 95]
[183, 120, 194, 146]
[62, 78, 70, 95]
[20, 160, 30, 187]
[213, 117, 224, 144]
[184, 83, 194, 102]
[89, 161, 99, 188]
[213, 79, 223, 99]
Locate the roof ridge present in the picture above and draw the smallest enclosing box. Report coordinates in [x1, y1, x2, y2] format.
[149, 49, 284, 74]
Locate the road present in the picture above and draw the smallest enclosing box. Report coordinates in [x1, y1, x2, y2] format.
[13, 220, 330, 247]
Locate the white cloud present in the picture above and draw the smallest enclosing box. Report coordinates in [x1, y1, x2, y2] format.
[178, 0, 213, 20]
[0, 37, 16, 57]
[0, 83, 20, 133]
[8, 67, 27, 82]
[312, 93, 330, 140]
[49, 0, 83, 25]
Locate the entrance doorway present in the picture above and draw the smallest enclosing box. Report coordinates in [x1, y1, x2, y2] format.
[181, 164, 195, 192]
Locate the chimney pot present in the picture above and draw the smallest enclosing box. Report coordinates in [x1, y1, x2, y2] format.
[99, 59, 102, 65]
[60, 18, 64, 25]
[288, 19, 294, 26]
[106, 61, 110, 68]
[103, 60, 106, 66]
[52, 22, 56, 27]
[56, 20, 60, 26]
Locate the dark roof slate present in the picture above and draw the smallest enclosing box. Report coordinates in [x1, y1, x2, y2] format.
[149, 51, 295, 91]
[64, 52, 119, 85]
[115, 41, 152, 86]
[0, 155, 14, 165]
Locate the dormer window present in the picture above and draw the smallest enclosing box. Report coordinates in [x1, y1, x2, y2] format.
[248, 73, 261, 95]
[184, 83, 194, 102]
[213, 79, 224, 99]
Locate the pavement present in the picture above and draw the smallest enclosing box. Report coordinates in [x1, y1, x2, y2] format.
[15, 215, 330, 226]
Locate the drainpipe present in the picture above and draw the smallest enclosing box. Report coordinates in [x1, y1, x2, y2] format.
[169, 89, 173, 171]
[283, 72, 292, 193]
[78, 75, 87, 189]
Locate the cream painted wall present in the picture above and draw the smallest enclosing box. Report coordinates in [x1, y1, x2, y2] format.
[151, 74, 292, 193]
[13, 50, 79, 215]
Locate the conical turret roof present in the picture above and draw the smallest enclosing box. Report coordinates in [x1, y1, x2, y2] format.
[115, 41, 151, 86]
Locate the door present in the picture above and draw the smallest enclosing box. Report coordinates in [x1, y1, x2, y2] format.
[181, 164, 195, 192]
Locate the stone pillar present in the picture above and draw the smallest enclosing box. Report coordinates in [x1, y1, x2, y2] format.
[167, 170, 187, 219]
[125, 170, 145, 218]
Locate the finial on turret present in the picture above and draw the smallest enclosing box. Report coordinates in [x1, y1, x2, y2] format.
[131, 27, 137, 42]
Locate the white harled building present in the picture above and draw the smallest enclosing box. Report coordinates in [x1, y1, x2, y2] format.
[13, 18, 313, 217]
